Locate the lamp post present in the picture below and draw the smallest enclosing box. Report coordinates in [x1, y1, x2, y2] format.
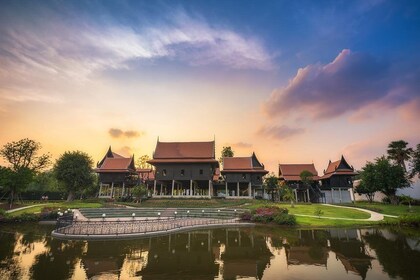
[157, 212, 161, 220]
[102, 213, 106, 221]
[132, 213, 136, 220]
[174, 211, 177, 219]
[187, 210, 190, 218]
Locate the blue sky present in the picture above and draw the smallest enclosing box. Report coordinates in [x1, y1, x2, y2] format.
[1, 0, 420, 198]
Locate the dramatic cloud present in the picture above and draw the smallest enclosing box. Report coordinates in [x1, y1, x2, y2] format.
[263, 49, 420, 122]
[257, 125, 305, 140]
[0, 5, 273, 93]
[108, 128, 143, 138]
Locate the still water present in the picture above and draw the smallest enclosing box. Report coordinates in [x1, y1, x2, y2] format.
[0, 223, 419, 280]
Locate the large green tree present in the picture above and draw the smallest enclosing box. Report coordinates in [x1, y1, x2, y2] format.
[374, 156, 410, 204]
[0, 138, 51, 207]
[54, 151, 94, 201]
[410, 144, 420, 179]
[219, 146, 234, 165]
[387, 140, 413, 172]
[300, 170, 314, 187]
[356, 161, 380, 202]
[263, 173, 279, 202]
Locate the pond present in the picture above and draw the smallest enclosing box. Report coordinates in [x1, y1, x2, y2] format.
[0, 223, 419, 279]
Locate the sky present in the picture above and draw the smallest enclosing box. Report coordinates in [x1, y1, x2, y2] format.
[1, 0, 420, 194]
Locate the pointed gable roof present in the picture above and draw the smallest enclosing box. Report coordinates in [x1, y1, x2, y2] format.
[321, 155, 357, 179]
[95, 147, 136, 173]
[221, 153, 268, 174]
[148, 139, 218, 164]
[278, 163, 319, 181]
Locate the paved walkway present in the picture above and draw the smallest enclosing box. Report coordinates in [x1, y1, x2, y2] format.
[5, 203, 47, 214]
[293, 203, 394, 221]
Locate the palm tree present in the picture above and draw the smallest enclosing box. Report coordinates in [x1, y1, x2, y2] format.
[387, 140, 413, 172]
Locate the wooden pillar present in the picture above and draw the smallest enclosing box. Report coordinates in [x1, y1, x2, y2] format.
[225, 181, 228, 197]
[160, 184, 163, 196]
[331, 188, 334, 203]
[339, 188, 342, 203]
[190, 180, 193, 196]
[294, 189, 298, 202]
[122, 182, 125, 197]
[208, 180, 211, 198]
[248, 182, 252, 198]
[171, 180, 175, 196]
[99, 183, 103, 197]
[236, 182, 239, 197]
[153, 180, 157, 196]
[111, 182, 114, 198]
[307, 188, 310, 203]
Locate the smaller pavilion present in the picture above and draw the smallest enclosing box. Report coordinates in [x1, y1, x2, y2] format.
[319, 155, 358, 203]
[95, 147, 137, 198]
[221, 153, 268, 199]
[278, 163, 321, 203]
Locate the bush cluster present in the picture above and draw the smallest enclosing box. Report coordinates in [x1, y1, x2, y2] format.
[399, 215, 420, 227]
[241, 206, 296, 226]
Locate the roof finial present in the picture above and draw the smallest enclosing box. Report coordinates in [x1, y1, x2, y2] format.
[157, 136, 160, 143]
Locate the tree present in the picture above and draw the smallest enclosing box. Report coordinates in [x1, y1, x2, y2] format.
[387, 140, 413, 172]
[0, 138, 51, 207]
[375, 156, 410, 204]
[409, 144, 420, 179]
[131, 184, 148, 203]
[356, 161, 380, 203]
[263, 173, 279, 202]
[54, 151, 94, 201]
[27, 170, 62, 192]
[280, 184, 296, 207]
[219, 146, 234, 165]
[300, 170, 314, 187]
[136, 155, 151, 169]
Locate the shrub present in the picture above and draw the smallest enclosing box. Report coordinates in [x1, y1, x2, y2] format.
[273, 213, 296, 225]
[399, 215, 420, 227]
[248, 206, 290, 224]
[251, 214, 272, 223]
[240, 211, 252, 221]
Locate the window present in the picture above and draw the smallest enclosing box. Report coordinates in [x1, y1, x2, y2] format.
[181, 169, 185, 176]
[163, 169, 167, 176]
[257, 176, 260, 181]
[199, 169, 203, 175]
[242, 173, 246, 179]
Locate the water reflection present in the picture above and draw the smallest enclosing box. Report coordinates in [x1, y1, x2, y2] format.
[0, 224, 420, 279]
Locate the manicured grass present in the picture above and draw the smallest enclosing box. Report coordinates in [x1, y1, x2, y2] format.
[120, 198, 257, 208]
[344, 202, 420, 216]
[284, 204, 370, 219]
[294, 216, 374, 227]
[8, 201, 103, 217]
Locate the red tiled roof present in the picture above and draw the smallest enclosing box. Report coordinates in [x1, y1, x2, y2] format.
[148, 158, 218, 164]
[279, 164, 319, 181]
[153, 141, 215, 159]
[222, 154, 268, 174]
[320, 156, 358, 179]
[98, 157, 133, 171]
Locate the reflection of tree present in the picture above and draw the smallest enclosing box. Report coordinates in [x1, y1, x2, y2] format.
[0, 231, 21, 279]
[363, 229, 420, 280]
[30, 238, 85, 280]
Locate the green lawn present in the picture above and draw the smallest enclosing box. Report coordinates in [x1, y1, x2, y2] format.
[282, 204, 370, 219]
[344, 202, 420, 216]
[8, 201, 103, 217]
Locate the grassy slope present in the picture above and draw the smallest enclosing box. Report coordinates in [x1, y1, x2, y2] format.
[8, 201, 103, 217]
[345, 202, 420, 216]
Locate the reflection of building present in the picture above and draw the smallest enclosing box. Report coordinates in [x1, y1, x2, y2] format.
[329, 229, 372, 280]
[148, 140, 219, 197]
[320, 156, 358, 203]
[286, 230, 329, 267]
[278, 163, 321, 203]
[220, 228, 272, 279]
[221, 153, 268, 199]
[95, 147, 138, 198]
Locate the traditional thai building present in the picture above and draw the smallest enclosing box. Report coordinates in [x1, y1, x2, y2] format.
[220, 153, 268, 199]
[95, 147, 138, 198]
[319, 156, 358, 203]
[278, 163, 321, 203]
[147, 139, 219, 197]
[137, 168, 155, 196]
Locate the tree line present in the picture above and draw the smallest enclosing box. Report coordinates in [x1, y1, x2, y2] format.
[356, 140, 420, 203]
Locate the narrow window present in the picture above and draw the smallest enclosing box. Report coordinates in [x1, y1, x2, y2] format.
[242, 173, 246, 179]
[199, 169, 203, 175]
[181, 169, 185, 176]
[257, 176, 260, 181]
[163, 169, 167, 176]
